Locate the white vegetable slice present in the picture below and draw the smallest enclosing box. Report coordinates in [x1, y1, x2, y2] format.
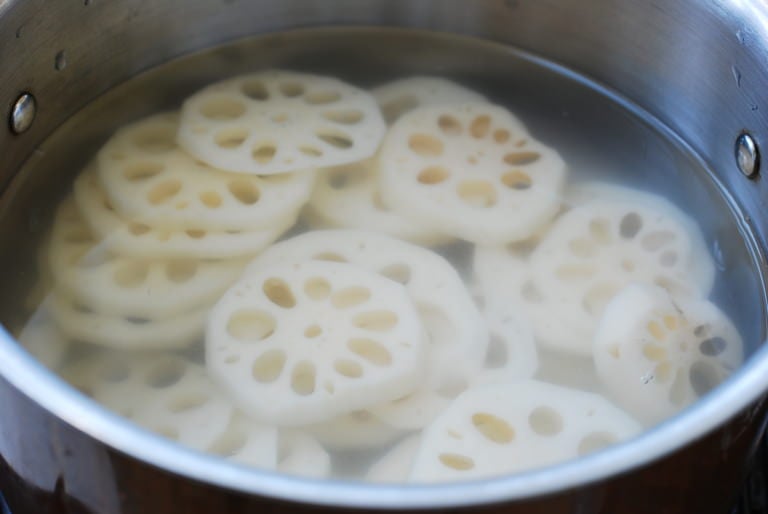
[366, 435, 422, 483]
[246, 230, 488, 390]
[379, 103, 566, 244]
[97, 112, 315, 230]
[207, 412, 278, 469]
[410, 381, 641, 482]
[278, 430, 331, 479]
[372, 76, 487, 124]
[593, 283, 743, 424]
[308, 410, 403, 450]
[306, 157, 451, 245]
[564, 182, 715, 295]
[370, 388, 453, 430]
[51, 290, 205, 349]
[207, 261, 426, 426]
[16, 298, 70, 371]
[64, 354, 233, 451]
[178, 70, 386, 175]
[48, 198, 245, 319]
[74, 167, 295, 259]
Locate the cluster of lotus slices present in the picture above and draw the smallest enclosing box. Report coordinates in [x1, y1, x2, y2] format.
[21, 71, 743, 483]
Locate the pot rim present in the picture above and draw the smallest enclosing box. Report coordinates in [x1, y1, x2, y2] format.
[1, 323, 767, 508]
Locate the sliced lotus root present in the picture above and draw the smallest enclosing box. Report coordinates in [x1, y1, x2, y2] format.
[473, 304, 539, 385]
[49, 198, 245, 319]
[306, 157, 451, 246]
[410, 380, 641, 482]
[564, 182, 714, 295]
[207, 412, 278, 469]
[16, 299, 70, 371]
[74, 167, 295, 259]
[177, 70, 386, 175]
[51, 290, 205, 349]
[97, 112, 315, 230]
[63, 353, 233, 451]
[207, 260, 426, 426]
[246, 230, 488, 390]
[370, 388, 453, 430]
[593, 283, 743, 424]
[308, 410, 403, 450]
[474, 245, 585, 355]
[366, 435, 422, 483]
[278, 430, 331, 479]
[379, 103, 566, 244]
[372, 76, 487, 125]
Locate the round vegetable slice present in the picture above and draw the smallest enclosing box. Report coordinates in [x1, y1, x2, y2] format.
[64, 354, 234, 451]
[379, 103, 566, 244]
[74, 167, 295, 259]
[372, 76, 487, 125]
[366, 435, 422, 483]
[306, 157, 451, 245]
[593, 283, 743, 424]
[207, 261, 426, 426]
[48, 198, 245, 319]
[178, 70, 386, 175]
[410, 381, 641, 482]
[97, 112, 315, 231]
[246, 230, 488, 390]
[308, 410, 403, 450]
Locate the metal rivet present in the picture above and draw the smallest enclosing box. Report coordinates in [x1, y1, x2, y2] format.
[9, 93, 36, 134]
[736, 132, 759, 178]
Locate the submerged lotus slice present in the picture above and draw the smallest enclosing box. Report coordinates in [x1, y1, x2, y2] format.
[96, 112, 315, 231]
[74, 167, 296, 259]
[306, 157, 451, 245]
[379, 103, 566, 244]
[410, 380, 641, 483]
[48, 197, 245, 319]
[593, 283, 743, 424]
[246, 229, 489, 391]
[372, 76, 488, 125]
[206, 261, 426, 426]
[527, 191, 712, 354]
[178, 70, 386, 175]
[64, 354, 234, 451]
[308, 410, 403, 450]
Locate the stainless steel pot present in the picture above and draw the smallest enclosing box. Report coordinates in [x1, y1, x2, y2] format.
[1, 1, 768, 513]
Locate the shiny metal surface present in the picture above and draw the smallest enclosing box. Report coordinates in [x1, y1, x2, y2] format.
[8, 93, 35, 135]
[1, 0, 768, 511]
[737, 132, 760, 177]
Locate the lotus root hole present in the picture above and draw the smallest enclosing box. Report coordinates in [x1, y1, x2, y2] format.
[144, 359, 186, 388]
[582, 283, 619, 316]
[331, 286, 371, 309]
[504, 151, 541, 165]
[200, 97, 246, 120]
[165, 260, 198, 283]
[699, 336, 727, 356]
[304, 277, 332, 300]
[252, 144, 277, 164]
[347, 338, 392, 366]
[279, 81, 305, 97]
[199, 191, 222, 209]
[485, 333, 509, 368]
[690, 360, 722, 397]
[305, 90, 341, 105]
[379, 263, 411, 285]
[131, 124, 176, 153]
[437, 115, 462, 135]
[113, 262, 149, 288]
[472, 412, 516, 444]
[353, 310, 398, 332]
[241, 80, 269, 100]
[291, 361, 316, 395]
[588, 218, 612, 243]
[493, 129, 510, 143]
[252, 350, 286, 383]
[215, 129, 248, 149]
[439, 453, 475, 471]
[323, 109, 364, 125]
[316, 131, 353, 149]
[619, 212, 643, 238]
[299, 146, 323, 157]
[417, 166, 450, 185]
[470, 115, 491, 139]
[646, 320, 667, 341]
[529, 406, 564, 436]
[228, 179, 260, 205]
[123, 161, 164, 182]
[129, 223, 151, 235]
[642, 344, 668, 362]
[313, 252, 347, 263]
[262, 278, 296, 308]
[147, 179, 182, 205]
[501, 170, 532, 190]
[334, 359, 363, 378]
[408, 134, 444, 157]
[167, 391, 209, 413]
[304, 324, 323, 338]
[457, 180, 497, 208]
[578, 432, 617, 456]
[227, 310, 276, 341]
